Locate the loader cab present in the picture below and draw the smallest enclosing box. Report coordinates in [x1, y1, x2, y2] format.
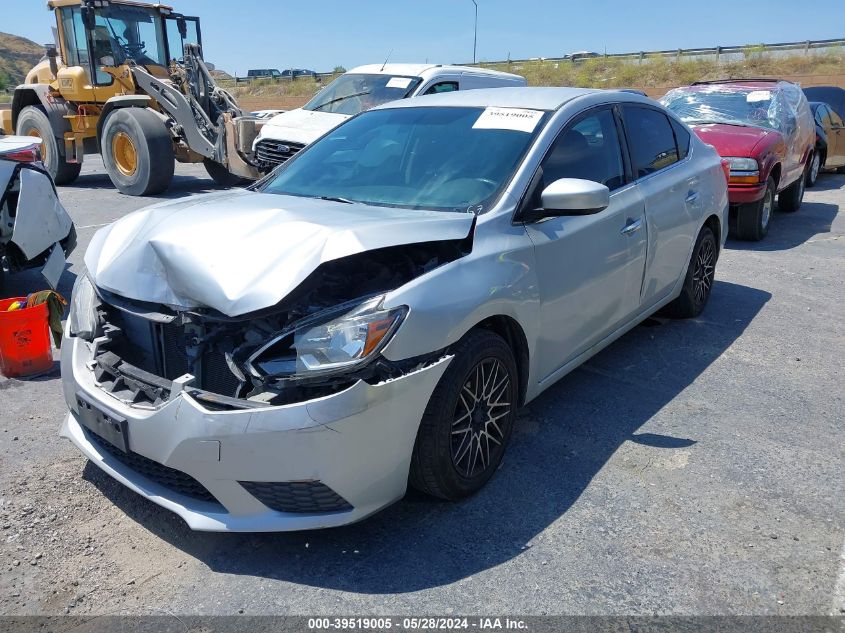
[52, 1, 201, 91]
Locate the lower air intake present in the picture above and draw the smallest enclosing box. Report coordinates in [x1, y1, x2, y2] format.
[239, 480, 353, 514]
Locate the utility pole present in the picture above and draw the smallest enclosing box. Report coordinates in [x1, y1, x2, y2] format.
[471, 0, 478, 64]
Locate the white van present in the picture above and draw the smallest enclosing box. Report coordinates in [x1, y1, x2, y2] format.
[251, 64, 526, 172]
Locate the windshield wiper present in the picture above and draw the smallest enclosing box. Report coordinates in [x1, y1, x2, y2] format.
[312, 91, 370, 112]
[316, 195, 356, 204]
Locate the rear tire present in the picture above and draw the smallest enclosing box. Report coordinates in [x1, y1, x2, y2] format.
[409, 330, 518, 500]
[805, 151, 821, 187]
[735, 176, 774, 241]
[15, 106, 81, 185]
[663, 225, 717, 319]
[203, 159, 248, 187]
[778, 168, 806, 213]
[101, 108, 174, 196]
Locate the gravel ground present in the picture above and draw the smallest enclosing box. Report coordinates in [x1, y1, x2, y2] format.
[1, 158, 843, 616]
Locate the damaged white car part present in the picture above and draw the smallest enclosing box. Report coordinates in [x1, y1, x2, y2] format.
[0, 157, 75, 289]
[62, 88, 729, 531]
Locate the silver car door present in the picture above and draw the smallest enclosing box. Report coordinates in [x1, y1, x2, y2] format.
[622, 105, 702, 309]
[523, 106, 647, 381]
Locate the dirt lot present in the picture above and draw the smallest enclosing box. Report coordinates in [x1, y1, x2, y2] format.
[1, 158, 843, 616]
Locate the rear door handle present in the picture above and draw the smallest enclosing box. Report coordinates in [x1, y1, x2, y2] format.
[621, 218, 643, 235]
[685, 191, 700, 204]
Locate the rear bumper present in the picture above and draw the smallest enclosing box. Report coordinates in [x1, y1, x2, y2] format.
[60, 335, 452, 532]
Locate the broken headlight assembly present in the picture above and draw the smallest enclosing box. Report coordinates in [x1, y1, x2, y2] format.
[67, 272, 100, 341]
[246, 296, 407, 382]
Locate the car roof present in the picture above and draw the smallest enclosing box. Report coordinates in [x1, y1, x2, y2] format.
[347, 63, 523, 81]
[686, 80, 789, 91]
[371, 86, 604, 112]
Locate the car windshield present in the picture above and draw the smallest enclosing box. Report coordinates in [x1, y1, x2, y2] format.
[303, 74, 423, 115]
[260, 106, 546, 213]
[661, 87, 783, 131]
[94, 5, 167, 67]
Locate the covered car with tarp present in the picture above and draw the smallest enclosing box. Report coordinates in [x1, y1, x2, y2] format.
[661, 80, 815, 241]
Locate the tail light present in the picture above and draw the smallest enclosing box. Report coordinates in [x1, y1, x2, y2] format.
[1, 143, 41, 164]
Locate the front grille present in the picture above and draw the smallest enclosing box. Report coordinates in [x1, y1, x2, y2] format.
[88, 430, 220, 505]
[239, 481, 353, 514]
[255, 139, 305, 168]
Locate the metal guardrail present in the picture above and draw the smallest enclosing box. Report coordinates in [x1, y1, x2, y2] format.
[468, 37, 845, 67]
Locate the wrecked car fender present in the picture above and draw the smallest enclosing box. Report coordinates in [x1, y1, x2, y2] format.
[381, 210, 541, 394]
[0, 159, 74, 288]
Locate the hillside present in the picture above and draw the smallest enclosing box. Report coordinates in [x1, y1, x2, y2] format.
[0, 32, 44, 89]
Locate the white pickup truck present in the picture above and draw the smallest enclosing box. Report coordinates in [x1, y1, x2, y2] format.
[252, 63, 526, 173]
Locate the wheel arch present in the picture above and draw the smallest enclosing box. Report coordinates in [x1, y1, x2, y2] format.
[703, 214, 722, 255]
[769, 162, 782, 189]
[11, 86, 70, 140]
[468, 315, 530, 407]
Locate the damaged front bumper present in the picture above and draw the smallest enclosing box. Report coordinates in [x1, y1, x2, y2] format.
[0, 160, 75, 288]
[60, 334, 452, 532]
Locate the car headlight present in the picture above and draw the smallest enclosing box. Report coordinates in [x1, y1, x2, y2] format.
[246, 296, 407, 380]
[68, 273, 100, 341]
[725, 157, 758, 171]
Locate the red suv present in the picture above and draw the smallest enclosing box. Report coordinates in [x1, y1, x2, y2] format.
[662, 80, 815, 241]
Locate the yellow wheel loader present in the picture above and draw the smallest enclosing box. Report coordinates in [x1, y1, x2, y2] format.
[0, 0, 263, 195]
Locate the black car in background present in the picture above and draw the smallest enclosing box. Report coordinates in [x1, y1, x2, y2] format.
[803, 86, 845, 121]
[806, 101, 845, 186]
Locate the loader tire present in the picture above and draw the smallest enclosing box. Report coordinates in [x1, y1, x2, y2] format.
[16, 106, 81, 185]
[101, 108, 174, 196]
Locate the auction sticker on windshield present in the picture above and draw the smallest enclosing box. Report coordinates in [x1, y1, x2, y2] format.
[386, 77, 413, 89]
[472, 107, 544, 133]
[746, 90, 772, 102]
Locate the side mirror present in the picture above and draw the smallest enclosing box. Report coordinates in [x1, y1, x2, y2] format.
[521, 178, 609, 222]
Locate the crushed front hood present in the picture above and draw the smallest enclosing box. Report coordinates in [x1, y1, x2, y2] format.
[85, 190, 474, 317]
[257, 108, 350, 146]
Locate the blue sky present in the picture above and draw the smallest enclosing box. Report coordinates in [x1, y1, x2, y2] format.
[4, 0, 838, 74]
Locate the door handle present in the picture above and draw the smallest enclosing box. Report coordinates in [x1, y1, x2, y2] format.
[620, 218, 643, 235]
[685, 191, 700, 204]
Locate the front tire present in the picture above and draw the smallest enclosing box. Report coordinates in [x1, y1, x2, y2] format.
[805, 151, 821, 187]
[778, 167, 806, 213]
[203, 159, 248, 187]
[101, 108, 174, 196]
[410, 330, 518, 500]
[15, 106, 81, 185]
[663, 225, 717, 319]
[735, 176, 774, 241]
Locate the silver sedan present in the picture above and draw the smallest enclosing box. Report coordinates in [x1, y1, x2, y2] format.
[62, 88, 728, 531]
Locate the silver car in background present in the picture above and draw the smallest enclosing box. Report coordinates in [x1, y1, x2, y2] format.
[62, 88, 728, 531]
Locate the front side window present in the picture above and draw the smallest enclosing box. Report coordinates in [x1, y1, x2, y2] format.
[623, 106, 679, 178]
[540, 108, 626, 191]
[303, 74, 423, 116]
[89, 4, 167, 83]
[261, 106, 545, 213]
[59, 8, 90, 68]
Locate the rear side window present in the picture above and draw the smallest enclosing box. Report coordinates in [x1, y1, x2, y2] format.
[423, 81, 459, 95]
[670, 119, 691, 159]
[623, 106, 679, 178]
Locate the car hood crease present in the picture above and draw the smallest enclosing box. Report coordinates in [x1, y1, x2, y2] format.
[85, 190, 474, 317]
